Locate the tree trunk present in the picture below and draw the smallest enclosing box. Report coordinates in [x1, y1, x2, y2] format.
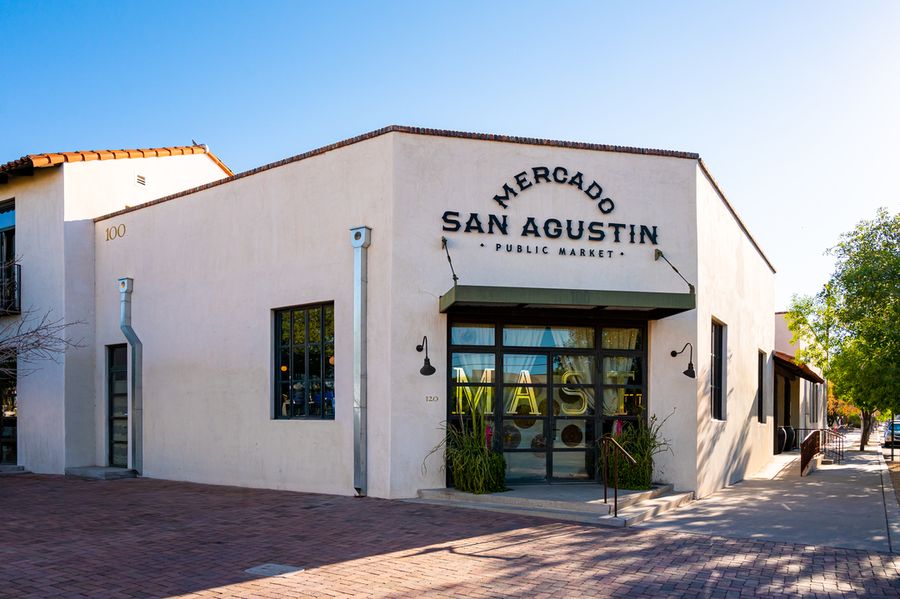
[859, 410, 874, 450]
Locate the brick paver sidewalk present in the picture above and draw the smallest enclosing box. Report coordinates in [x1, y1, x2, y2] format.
[1, 475, 898, 598]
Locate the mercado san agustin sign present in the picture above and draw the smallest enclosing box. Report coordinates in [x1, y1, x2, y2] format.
[441, 166, 659, 259]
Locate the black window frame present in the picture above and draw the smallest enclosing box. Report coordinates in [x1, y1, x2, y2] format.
[710, 320, 725, 421]
[447, 308, 648, 484]
[273, 302, 335, 420]
[757, 350, 765, 423]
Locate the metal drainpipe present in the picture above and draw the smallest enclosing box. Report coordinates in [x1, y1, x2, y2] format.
[350, 227, 371, 496]
[118, 278, 143, 474]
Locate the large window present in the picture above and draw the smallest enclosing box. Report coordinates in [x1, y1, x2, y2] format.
[274, 303, 334, 420]
[757, 350, 765, 423]
[448, 316, 647, 483]
[710, 320, 725, 420]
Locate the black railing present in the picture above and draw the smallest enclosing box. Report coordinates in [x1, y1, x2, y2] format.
[822, 428, 845, 464]
[0, 264, 20, 315]
[599, 435, 637, 518]
[800, 430, 820, 476]
[796, 428, 845, 476]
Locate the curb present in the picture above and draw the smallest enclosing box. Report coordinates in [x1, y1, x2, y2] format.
[875, 449, 900, 555]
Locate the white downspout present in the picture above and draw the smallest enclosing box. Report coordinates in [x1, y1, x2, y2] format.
[118, 278, 142, 474]
[350, 227, 371, 496]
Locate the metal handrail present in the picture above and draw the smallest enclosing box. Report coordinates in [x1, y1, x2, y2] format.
[599, 435, 637, 518]
[821, 428, 845, 464]
[800, 430, 820, 476]
[797, 428, 845, 475]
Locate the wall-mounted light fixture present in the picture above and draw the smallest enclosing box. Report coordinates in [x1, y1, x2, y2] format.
[670, 342, 696, 378]
[654, 249, 695, 294]
[416, 336, 436, 376]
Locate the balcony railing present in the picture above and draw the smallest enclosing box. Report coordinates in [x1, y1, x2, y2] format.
[0, 264, 21, 315]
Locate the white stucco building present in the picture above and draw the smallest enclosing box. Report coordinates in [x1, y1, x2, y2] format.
[0, 126, 817, 499]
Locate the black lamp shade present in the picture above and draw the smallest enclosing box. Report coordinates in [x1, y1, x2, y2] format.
[683, 361, 696, 378]
[420, 357, 436, 376]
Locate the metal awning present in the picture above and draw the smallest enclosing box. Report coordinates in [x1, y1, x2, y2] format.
[774, 351, 825, 384]
[439, 285, 695, 318]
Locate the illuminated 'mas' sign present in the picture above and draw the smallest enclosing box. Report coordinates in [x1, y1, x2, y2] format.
[453, 368, 589, 416]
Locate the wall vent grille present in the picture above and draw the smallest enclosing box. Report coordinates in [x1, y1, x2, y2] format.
[136, 174, 146, 186]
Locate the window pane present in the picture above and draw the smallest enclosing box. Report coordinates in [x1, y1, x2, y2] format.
[278, 348, 290, 380]
[324, 343, 335, 379]
[309, 307, 321, 344]
[112, 371, 128, 395]
[111, 395, 128, 418]
[601, 328, 642, 350]
[553, 419, 594, 449]
[324, 305, 334, 341]
[112, 443, 127, 466]
[602, 388, 644, 416]
[552, 355, 595, 384]
[278, 311, 291, 346]
[308, 345, 322, 384]
[111, 346, 127, 367]
[323, 379, 335, 418]
[277, 383, 291, 417]
[292, 310, 306, 344]
[451, 353, 495, 384]
[502, 354, 547, 384]
[502, 387, 548, 416]
[451, 323, 495, 346]
[553, 451, 594, 479]
[290, 381, 306, 416]
[307, 390, 322, 417]
[501, 420, 545, 450]
[0, 203, 14, 230]
[451, 385, 494, 415]
[503, 325, 593, 348]
[555, 386, 595, 416]
[291, 346, 305, 380]
[505, 452, 546, 482]
[602, 356, 642, 386]
[112, 419, 128, 443]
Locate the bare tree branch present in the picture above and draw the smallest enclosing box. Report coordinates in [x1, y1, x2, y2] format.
[0, 307, 85, 379]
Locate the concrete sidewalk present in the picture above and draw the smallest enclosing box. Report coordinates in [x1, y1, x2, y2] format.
[638, 441, 900, 553]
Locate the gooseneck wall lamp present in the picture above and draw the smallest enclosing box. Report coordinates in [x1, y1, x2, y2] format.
[416, 336, 436, 376]
[670, 342, 696, 378]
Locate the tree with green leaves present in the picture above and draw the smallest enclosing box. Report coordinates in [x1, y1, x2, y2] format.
[787, 208, 899, 449]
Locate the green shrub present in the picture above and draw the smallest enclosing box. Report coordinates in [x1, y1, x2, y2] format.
[599, 412, 673, 490]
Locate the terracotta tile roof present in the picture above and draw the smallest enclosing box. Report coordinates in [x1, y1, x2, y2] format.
[0, 145, 233, 180]
[774, 350, 825, 384]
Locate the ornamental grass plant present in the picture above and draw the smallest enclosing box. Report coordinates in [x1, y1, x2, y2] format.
[428, 399, 506, 495]
[600, 412, 673, 490]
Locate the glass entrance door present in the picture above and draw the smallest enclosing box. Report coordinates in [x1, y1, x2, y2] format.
[448, 319, 646, 484]
[108, 345, 128, 468]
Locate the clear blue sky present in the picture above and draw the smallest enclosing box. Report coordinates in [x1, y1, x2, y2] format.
[2, 1, 897, 309]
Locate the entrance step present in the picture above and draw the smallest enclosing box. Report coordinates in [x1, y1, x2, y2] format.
[0, 465, 28, 476]
[65, 466, 137, 480]
[411, 484, 693, 527]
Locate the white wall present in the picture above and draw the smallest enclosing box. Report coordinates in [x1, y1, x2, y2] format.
[6, 169, 67, 473]
[3, 153, 228, 473]
[63, 154, 227, 468]
[93, 136, 394, 495]
[389, 132, 700, 497]
[694, 167, 775, 498]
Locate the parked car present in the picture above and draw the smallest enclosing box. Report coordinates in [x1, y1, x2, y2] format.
[883, 421, 900, 447]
